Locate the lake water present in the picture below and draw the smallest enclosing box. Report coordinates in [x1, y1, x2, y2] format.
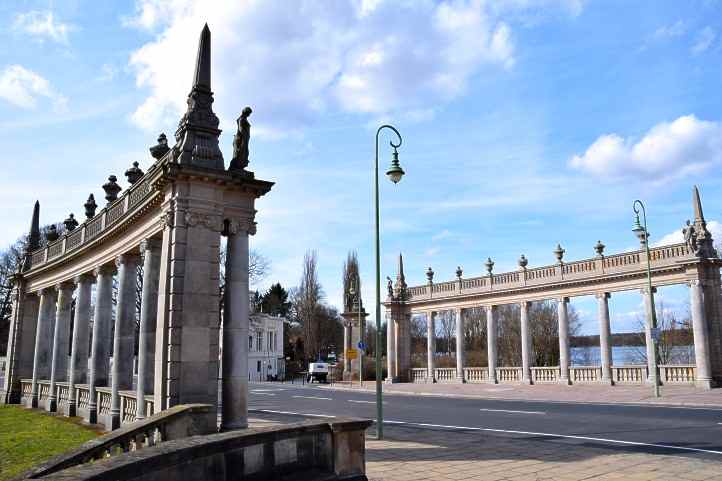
[571, 345, 695, 366]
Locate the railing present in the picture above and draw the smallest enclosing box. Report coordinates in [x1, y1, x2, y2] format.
[409, 368, 428, 383]
[38, 380, 51, 401]
[612, 365, 648, 384]
[531, 366, 560, 383]
[463, 367, 488, 383]
[404, 243, 692, 302]
[97, 387, 112, 416]
[19, 404, 217, 479]
[660, 365, 695, 384]
[0, 356, 5, 383]
[57, 382, 70, 409]
[24, 163, 160, 271]
[496, 367, 522, 382]
[21, 378, 32, 402]
[434, 367, 456, 382]
[120, 391, 138, 424]
[570, 366, 601, 383]
[76, 385, 91, 410]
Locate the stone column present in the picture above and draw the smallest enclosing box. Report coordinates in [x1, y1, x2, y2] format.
[455, 308, 464, 382]
[343, 322, 352, 378]
[520, 301, 532, 384]
[67, 274, 93, 417]
[557, 297, 570, 384]
[486, 306, 497, 384]
[596, 292, 612, 384]
[386, 315, 397, 382]
[2, 284, 39, 405]
[88, 264, 114, 424]
[426, 311, 435, 382]
[48, 282, 73, 412]
[641, 287, 659, 386]
[222, 227, 250, 430]
[31, 288, 56, 408]
[136, 239, 161, 420]
[690, 280, 713, 389]
[110, 253, 140, 430]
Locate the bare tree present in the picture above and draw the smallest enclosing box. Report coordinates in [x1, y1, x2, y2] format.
[437, 310, 455, 356]
[633, 300, 694, 365]
[296, 250, 324, 361]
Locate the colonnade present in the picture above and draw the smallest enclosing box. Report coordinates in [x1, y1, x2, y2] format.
[27, 240, 161, 429]
[403, 284, 713, 388]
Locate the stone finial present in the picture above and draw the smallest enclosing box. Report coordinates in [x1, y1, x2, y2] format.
[102, 175, 121, 204]
[518, 254, 528, 269]
[394, 252, 408, 300]
[485, 257, 494, 275]
[84, 194, 97, 219]
[456, 266, 463, 279]
[63, 213, 78, 232]
[150, 133, 170, 160]
[554, 243, 565, 263]
[125, 161, 144, 185]
[27, 200, 40, 251]
[173, 24, 224, 170]
[46, 224, 59, 242]
[684, 185, 717, 258]
[594, 240, 605, 257]
[426, 267, 434, 283]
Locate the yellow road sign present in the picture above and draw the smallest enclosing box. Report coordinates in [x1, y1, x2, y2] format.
[345, 349, 358, 360]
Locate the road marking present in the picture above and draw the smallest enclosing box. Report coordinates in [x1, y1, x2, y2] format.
[251, 388, 285, 392]
[253, 409, 335, 418]
[292, 395, 332, 401]
[349, 400, 385, 404]
[384, 420, 722, 456]
[250, 392, 276, 396]
[480, 408, 545, 415]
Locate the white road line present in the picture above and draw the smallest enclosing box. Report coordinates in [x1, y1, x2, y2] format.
[292, 395, 332, 401]
[480, 408, 545, 415]
[254, 409, 335, 418]
[384, 420, 722, 456]
[349, 400, 385, 404]
[250, 392, 276, 396]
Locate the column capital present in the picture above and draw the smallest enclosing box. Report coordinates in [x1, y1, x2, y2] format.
[223, 216, 256, 236]
[37, 286, 57, 297]
[73, 273, 95, 285]
[519, 300, 530, 309]
[688, 278, 711, 288]
[55, 281, 75, 293]
[595, 292, 610, 300]
[640, 286, 657, 295]
[139, 237, 162, 254]
[557, 296, 569, 304]
[93, 263, 116, 277]
[116, 252, 141, 267]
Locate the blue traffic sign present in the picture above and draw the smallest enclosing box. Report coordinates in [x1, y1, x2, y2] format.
[357, 341, 366, 350]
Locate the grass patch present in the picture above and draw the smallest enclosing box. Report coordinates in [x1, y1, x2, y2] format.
[0, 405, 100, 480]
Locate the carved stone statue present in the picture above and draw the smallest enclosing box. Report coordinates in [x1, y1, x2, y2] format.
[683, 220, 698, 254]
[229, 106, 252, 171]
[387, 276, 394, 298]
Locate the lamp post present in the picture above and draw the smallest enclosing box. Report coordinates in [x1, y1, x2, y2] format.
[632, 200, 661, 398]
[374, 124, 404, 440]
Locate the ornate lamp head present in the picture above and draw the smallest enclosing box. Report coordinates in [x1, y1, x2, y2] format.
[455, 266, 463, 279]
[485, 257, 494, 275]
[426, 266, 434, 283]
[386, 147, 405, 184]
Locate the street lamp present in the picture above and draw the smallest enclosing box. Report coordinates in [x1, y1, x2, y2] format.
[632, 200, 660, 398]
[375, 124, 404, 440]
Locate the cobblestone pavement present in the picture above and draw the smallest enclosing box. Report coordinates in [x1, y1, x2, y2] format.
[320, 381, 722, 408]
[365, 424, 722, 481]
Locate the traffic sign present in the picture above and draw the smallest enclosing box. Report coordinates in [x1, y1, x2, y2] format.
[346, 349, 358, 360]
[357, 341, 366, 350]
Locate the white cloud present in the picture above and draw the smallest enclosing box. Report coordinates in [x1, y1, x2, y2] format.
[569, 115, 722, 182]
[692, 26, 716, 55]
[652, 20, 687, 40]
[654, 220, 722, 247]
[125, 0, 577, 135]
[13, 11, 73, 44]
[0, 65, 67, 110]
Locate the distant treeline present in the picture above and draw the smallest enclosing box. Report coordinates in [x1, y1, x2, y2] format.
[571, 329, 693, 347]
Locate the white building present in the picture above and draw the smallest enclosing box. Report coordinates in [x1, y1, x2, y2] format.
[248, 313, 285, 381]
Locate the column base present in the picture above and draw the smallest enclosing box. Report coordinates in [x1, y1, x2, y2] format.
[558, 378, 571, 386]
[109, 411, 121, 431]
[46, 397, 57, 412]
[220, 420, 248, 432]
[88, 406, 98, 425]
[65, 401, 77, 418]
[487, 379, 498, 385]
[456, 376, 465, 383]
[695, 378, 713, 390]
[384, 377, 399, 384]
[30, 394, 39, 409]
[521, 377, 532, 385]
[599, 377, 613, 386]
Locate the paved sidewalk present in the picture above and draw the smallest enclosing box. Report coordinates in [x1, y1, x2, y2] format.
[366, 424, 722, 481]
[317, 381, 722, 407]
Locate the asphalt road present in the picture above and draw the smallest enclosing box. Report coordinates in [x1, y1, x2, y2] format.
[248, 382, 722, 460]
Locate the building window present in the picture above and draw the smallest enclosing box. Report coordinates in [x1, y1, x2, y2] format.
[257, 360, 261, 372]
[249, 336, 253, 351]
[256, 331, 262, 352]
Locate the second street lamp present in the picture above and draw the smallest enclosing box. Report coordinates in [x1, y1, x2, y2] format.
[374, 124, 404, 440]
[632, 199, 661, 398]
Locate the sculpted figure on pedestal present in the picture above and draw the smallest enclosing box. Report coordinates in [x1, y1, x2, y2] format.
[230, 106, 252, 171]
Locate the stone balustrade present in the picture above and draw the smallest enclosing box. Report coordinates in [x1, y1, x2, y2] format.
[570, 366, 602, 383]
[463, 367, 489, 383]
[660, 365, 696, 384]
[496, 367, 522, 383]
[612, 365, 648, 384]
[531, 367, 560, 383]
[434, 367, 456, 382]
[409, 368, 428, 383]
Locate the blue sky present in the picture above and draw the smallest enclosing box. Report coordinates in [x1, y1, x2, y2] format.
[1, 0, 721, 335]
